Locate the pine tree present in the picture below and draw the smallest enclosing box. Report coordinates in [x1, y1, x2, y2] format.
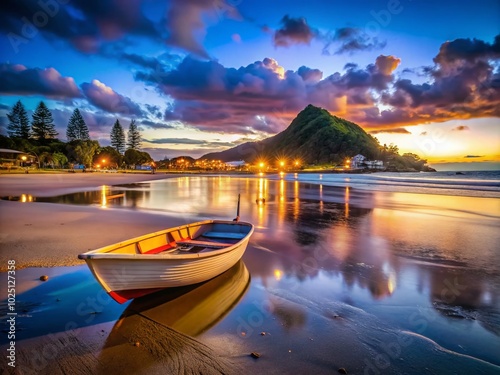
[127, 119, 141, 150]
[31, 101, 58, 142]
[110, 119, 126, 154]
[67, 109, 89, 141]
[7, 100, 30, 139]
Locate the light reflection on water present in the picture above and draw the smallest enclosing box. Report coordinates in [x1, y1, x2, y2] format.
[5, 176, 500, 371]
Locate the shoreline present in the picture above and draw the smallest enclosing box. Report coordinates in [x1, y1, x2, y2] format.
[1, 172, 499, 374]
[0, 173, 244, 374]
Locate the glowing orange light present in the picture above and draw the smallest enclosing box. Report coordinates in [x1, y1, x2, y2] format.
[274, 269, 283, 281]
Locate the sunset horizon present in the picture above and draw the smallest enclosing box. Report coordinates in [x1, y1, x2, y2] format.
[0, 0, 499, 171]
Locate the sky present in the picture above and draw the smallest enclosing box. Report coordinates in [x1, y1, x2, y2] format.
[0, 0, 499, 170]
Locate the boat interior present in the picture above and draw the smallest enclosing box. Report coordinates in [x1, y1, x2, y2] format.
[95, 222, 251, 256]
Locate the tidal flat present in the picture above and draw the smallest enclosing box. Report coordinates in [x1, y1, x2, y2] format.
[1, 173, 499, 374]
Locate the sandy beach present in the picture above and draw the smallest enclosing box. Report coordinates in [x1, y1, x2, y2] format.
[1, 172, 499, 374]
[0, 173, 245, 374]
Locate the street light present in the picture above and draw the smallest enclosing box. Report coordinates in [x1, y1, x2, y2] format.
[21, 155, 28, 173]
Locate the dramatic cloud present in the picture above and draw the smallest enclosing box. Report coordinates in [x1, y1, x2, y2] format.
[131, 34, 499, 133]
[375, 55, 401, 75]
[369, 128, 411, 134]
[297, 66, 323, 83]
[452, 125, 470, 131]
[81, 79, 143, 116]
[377, 34, 500, 126]
[135, 54, 402, 133]
[165, 0, 240, 58]
[434, 35, 500, 68]
[145, 104, 163, 119]
[140, 119, 176, 130]
[464, 155, 484, 158]
[273, 16, 315, 47]
[0, 64, 81, 98]
[1, 0, 159, 53]
[322, 27, 386, 55]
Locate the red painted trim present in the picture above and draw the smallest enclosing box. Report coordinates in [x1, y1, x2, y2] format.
[143, 243, 174, 254]
[109, 288, 164, 304]
[139, 237, 191, 254]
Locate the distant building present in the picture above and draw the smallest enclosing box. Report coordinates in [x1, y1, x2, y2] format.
[226, 160, 246, 169]
[350, 154, 366, 169]
[350, 154, 384, 170]
[364, 160, 384, 169]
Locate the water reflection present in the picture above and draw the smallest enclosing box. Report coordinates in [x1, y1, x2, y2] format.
[106, 260, 250, 338]
[5, 176, 499, 351]
[2, 174, 499, 368]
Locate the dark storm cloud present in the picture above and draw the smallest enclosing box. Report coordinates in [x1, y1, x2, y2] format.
[273, 15, 316, 47]
[1, 0, 160, 53]
[0, 63, 81, 98]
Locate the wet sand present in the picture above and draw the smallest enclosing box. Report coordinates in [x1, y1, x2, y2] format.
[1, 173, 499, 374]
[0, 173, 186, 271]
[0, 173, 243, 374]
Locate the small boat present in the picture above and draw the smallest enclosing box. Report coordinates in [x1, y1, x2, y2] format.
[78, 196, 254, 303]
[110, 260, 250, 337]
[78, 219, 253, 303]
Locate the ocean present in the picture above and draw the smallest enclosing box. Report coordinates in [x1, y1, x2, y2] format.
[270, 170, 500, 198]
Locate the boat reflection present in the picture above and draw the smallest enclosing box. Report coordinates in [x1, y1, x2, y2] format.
[106, 260, 250, 338]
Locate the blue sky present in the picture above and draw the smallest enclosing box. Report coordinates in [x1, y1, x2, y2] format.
[0, 0, 499, 168]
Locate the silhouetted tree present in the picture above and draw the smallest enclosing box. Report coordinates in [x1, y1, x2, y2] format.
[31, 101, 58, 142]
[67, 109, 89, 141]
[110, 119, 126, 154]
[7, 100, 30, 139]
[127, 119, 141, 150]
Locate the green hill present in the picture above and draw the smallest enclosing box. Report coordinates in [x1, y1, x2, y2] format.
[201, 104, 380, 165]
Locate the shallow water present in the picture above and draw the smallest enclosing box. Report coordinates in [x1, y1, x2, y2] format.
[1, 174, 499, 374]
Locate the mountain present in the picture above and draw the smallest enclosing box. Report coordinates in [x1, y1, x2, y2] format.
[201, 104, 380, 165]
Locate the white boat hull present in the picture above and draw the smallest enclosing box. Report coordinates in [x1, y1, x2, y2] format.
[79, 220, 254, 303]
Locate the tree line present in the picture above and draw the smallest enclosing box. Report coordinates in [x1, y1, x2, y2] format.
[2, 100, 153, 169]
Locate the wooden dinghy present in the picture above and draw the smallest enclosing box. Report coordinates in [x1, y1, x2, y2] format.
[78, 216, 254, 303]
[109, 260, 250, 337]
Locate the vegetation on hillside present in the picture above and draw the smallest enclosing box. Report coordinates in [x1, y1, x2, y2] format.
[202, 104, 434, 172]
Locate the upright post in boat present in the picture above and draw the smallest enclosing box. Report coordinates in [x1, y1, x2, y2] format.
[234, 194, 241, 222]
